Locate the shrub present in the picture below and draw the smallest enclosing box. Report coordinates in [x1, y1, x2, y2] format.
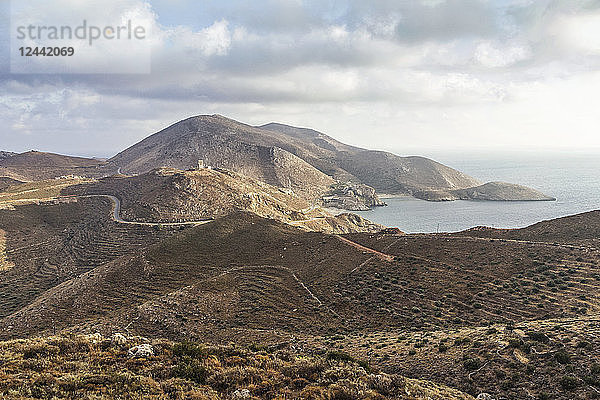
[583, 375, 600, 387]
[554, 350, 571, 365]
[463, 358, 481, 371]
[173, 342, 208, 359]
[508, 338, 522, 348]
[23, 343, 60, 359]
[527, 332, 549, 343]
[172, 359, 209, 384]
[326, 351, 355, 363]
[559, 375, 579, 390]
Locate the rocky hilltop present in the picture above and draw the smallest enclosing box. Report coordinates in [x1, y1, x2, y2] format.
[65, 167, 383, 234]
[108, 116, 335, 201]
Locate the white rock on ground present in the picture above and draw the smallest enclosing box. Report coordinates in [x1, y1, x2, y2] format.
[111, 333, 127, 345]
[231, 389, 251, 399]
[86, 333, 103, 344]
[128, 343, 154, 358]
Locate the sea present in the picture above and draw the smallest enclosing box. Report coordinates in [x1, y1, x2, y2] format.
[354, 151, 600, 234]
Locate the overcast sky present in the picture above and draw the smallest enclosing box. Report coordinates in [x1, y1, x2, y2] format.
[1, 0, 600, 158]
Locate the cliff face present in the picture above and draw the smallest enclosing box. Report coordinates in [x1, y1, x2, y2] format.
[258, 123, 482, 193]
[322, 182, 386, 211]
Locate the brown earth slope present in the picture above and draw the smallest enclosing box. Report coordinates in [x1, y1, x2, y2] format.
[454, 210, 600, 248]
[62, 167, 383, 234]
[3, 211, 599, 343]
[1, 195, 600, 399]
[109, 116, 335, 200]
[0, 151, 113, 181]
[0, 197, 179, 319]
[258, 122, 482, 194]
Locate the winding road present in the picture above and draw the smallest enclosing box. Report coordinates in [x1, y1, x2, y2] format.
[59, 194, 213, 227]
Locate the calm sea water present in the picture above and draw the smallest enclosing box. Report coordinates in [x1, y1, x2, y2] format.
[354, 151, 600, 233]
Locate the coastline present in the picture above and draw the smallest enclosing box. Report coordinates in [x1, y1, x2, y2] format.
[377, 193, 414, 200]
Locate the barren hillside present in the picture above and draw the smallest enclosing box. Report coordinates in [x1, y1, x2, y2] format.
[0, 151, 113, 181]
[63, 167, 383, 233]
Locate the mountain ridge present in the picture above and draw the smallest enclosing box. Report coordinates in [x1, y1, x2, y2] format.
[109, 114, 553, 205]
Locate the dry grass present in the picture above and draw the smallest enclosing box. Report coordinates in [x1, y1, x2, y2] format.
[306, 315, 600, 400]
[0, 229, 13, 272]
[0, 335, 473, 399]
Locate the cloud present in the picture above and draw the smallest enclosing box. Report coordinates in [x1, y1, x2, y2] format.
[1, 0, 600, 155]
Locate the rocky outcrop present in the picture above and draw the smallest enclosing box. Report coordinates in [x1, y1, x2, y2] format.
[322, 182, 386, 211]
[128, 343, 154, 358]
[65, 168, 381, 234]
[299, 213, 385, 234]
[415, 182, 555, 202]
[0, 152, 15, 162]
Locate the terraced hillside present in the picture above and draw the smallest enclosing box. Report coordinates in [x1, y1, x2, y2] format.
[0, 177, 22, 192]
[0, 177, 91, 205]
[1, 171, 598, 400]
[3, 212, 599, 342]
[0, 197, 181, 320]
[302, 315, 600, 400]
[0, 212, 379, 339]
[342, 232, 600, 330]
